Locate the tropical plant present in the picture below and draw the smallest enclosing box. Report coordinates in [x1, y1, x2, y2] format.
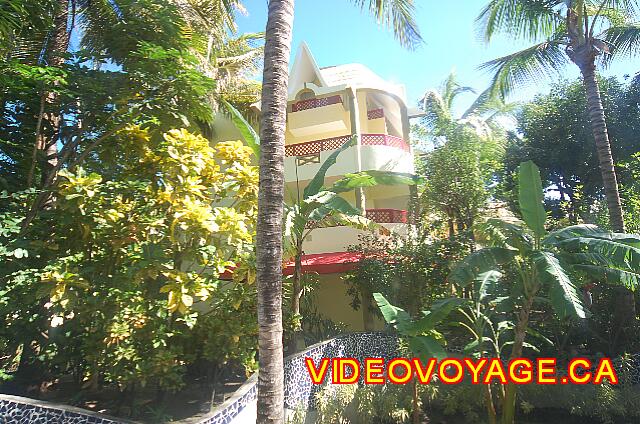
[283, 137, 416, 351]
[344, 229, 472, 329]
[501, 76, 637, 224]
[477, 0, 640, 233]
[255, 0, 423, 420]
[0, 128, 258, 402]
[415, 73, 508, 237]
[374, 293, 463, 424]
[449, 160, 640, 424]
[419, 71, 515, 142]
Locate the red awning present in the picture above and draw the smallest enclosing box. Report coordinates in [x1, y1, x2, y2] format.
[282, 251, 363, 275]
[220, 251, 363, 280]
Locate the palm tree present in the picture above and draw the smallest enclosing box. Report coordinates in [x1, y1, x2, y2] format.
[477, 0, 640, 234]
[420, 71, 516, 140]
[477, 0, 640, 353]
[255, 1, 422, 421]
[417, 72, 512, 235]
[255, 2, 294, 422]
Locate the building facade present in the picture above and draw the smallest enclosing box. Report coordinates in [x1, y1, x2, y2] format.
[282, 44, 415, 331]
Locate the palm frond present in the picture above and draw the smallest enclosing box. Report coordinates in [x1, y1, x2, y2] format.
[590, 0, 640, 20]
[420, 71, 476, 133]
[480, 40, 569, 98]
[350, 0, 423, 49]
[477, 0, 565, 43]
[603, 23, 640, 61]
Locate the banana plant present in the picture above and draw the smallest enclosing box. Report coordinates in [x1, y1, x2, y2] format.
[374, 292, 463, 424]
[449, 160, 640, 424]
[284, 136, 417, 351]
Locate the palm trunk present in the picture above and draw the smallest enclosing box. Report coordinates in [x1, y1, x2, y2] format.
[580, 64, 625, 232]
[256, 1, 295, 423]
[580, 61, 636, 350]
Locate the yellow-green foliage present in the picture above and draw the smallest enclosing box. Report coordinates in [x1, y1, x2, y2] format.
[16, 127, 258, 390]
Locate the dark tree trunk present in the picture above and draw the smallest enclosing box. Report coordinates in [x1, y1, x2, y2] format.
[567, 35, 635, 351]
[579, 64, 625, 232]
[256, 1, 295, 422]
[35, 0, 71, 189]
[580, 60, 635, 350]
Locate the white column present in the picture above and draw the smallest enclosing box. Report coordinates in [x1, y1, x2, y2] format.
[348, 87, 366, 211]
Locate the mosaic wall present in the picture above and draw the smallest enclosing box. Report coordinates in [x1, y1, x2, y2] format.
[283, 332, 399, 409]
[0, 333, 398, 424]
[3, 332, 639, 424]
[0, 396, 126, 424]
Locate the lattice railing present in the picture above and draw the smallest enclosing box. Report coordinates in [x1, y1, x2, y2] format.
[305, 209, 408, 228]
[361, 134, 410, 152]
[365, 209, 408, 223]
[285, 135, 352, 157]
[367, 108, 384, 120]
[291, 95, 343, 112]
[286, 134, 409, 157]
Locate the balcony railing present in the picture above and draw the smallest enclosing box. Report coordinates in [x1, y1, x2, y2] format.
[291, 95, 343, 112]
[305, 209, 408, 229]
[285, 134, 409, 157]
[367, 108, 384, 120]
[285, 135, 352, 157]
[365, 208, 408, 224]
[361, 134, 410, 152]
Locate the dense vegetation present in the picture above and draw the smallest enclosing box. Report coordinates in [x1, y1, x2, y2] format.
[1, 1, 640, 424]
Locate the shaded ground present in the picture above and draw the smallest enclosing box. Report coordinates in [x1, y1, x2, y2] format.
[425, 407, 625, 424]
[1, 368, 248, 423]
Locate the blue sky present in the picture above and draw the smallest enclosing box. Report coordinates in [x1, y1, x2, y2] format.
[237, 0, 639, 115]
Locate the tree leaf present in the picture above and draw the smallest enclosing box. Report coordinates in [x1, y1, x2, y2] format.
[449, 247, 517, 287]
[409, 335, 447, 360]
[303, 136, 355, 199]
[533, 251, 587, 319]
[518, 160, 546, 239]
[559, 236, 640, 270]
[306, 193, 361, 221]
[329, 170, 417, 194]
[222, 99, 260, 158]
[475, 270, 503, 301]
[414, 297, 466, 333]
[373, 292, 412, 334]
[573, 263, 640, 290]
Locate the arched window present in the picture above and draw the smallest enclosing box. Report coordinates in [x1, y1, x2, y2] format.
[297, 89, 315, 101]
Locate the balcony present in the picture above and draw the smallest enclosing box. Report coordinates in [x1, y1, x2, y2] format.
[365, 208, 407, 223]
[285, 134, 409, 157]
[288, 95, 349, 138]
[361, 134, 410, 152]
[302, 209, 409, 254]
